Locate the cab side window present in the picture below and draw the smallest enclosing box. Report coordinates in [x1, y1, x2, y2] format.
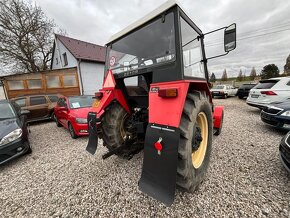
[30, 96, 47, 106]
[14, 98, 26, 107]
[57, 98, 67, 108]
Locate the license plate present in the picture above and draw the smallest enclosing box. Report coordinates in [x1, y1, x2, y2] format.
[213, 92, 219, 94]
[251, 94, 259, 98]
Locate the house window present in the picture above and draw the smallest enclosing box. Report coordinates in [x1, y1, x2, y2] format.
[63, 53, 68, 66]
[27, 79, 42, 89]
[63, 75, 77, 87]
[46, 75, 61, 88]
[8, 80, 24, 90]
[56, 57, 58, 65]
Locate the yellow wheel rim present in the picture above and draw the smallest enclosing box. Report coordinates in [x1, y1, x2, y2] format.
[192, 112, 208, 169]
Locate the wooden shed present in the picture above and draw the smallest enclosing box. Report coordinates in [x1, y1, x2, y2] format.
[1, 67, 81, 99]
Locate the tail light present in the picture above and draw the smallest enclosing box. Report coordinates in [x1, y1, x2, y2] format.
[94, 92, 103, 99]
[158, 88, 178, 98]
[261, 91, 277, 95]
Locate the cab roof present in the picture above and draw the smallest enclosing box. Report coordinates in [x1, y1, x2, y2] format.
[107, 0, 182, 44]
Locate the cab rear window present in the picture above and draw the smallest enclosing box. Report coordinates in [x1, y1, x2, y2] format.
[254, 80, 279, 89]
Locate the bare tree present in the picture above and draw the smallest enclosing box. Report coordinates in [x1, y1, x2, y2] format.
[237, 69, 243, 81]
[0, 0, 56, 74]
[221, 69, 228, 81]
[249, 67, 257, 80]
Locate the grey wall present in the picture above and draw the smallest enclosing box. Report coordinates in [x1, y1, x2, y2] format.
[80, 62, 104, 95]
[51, 39, 78, 70]
[51, 38, 105, 95]
[0, 86, 5, 99]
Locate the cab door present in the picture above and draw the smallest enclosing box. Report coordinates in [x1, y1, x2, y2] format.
[28, 96, 49, 120]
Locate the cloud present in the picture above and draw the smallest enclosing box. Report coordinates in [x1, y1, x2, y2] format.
[33, 0, 290, 78]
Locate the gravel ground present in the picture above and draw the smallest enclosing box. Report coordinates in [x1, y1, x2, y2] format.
[0, 97, 290, 217]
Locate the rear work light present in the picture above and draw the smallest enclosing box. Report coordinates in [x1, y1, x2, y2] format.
[261, 91, 277, 95]
[158, 88, 178, 98]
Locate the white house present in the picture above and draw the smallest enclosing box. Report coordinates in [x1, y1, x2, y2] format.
[51, 34, 106, 95]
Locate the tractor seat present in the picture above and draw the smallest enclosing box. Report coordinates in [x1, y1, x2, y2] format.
[126, 86, 148, 96]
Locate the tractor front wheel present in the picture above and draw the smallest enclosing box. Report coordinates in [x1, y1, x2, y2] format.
[177, 91, 213, 192]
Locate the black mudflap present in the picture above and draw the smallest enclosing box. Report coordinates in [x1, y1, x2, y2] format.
[139, 124, 180, 206]
[86, 112, 99, 155]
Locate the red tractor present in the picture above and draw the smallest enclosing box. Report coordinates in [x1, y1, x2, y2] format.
[86, 1, 236, 206]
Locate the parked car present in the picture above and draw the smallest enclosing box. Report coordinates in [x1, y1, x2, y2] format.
[54, 95, 96, 139]
[246, 77, 290, 109]
[279, 131, 290, 172]
[260, 100, 290, 130]
[211, 84, 237, 98]
[0, 100, 31, 165]
[11, 94, 61, 122]
[236, 83, 256, 99]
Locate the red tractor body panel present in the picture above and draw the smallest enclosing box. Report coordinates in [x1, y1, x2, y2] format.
[149, 81, 189, 127]
[149, 80, 214, 128]
[213, 105, 224, 129]
[93, 70, 130, 118]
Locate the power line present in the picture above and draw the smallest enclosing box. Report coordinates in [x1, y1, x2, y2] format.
[205, 27, 290, 48]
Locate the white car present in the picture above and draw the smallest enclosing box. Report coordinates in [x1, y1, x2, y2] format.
[246, 76, 290, 109]
[211, 84, 237, 98]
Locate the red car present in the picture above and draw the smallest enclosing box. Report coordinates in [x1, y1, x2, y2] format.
[54, 95, 96, 138]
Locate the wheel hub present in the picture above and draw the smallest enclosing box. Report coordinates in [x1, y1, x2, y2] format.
[192, 127, 203, 152]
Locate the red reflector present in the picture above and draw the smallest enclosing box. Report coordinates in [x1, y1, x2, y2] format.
[158, 88, 178, 98]
[94, 92, 103, 98]
[154, 142, 163, 151]
[261, 91, 277, 95]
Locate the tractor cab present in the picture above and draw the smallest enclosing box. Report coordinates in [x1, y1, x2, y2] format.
[86, 0, 236, 206]
[104, 2, 236, 109]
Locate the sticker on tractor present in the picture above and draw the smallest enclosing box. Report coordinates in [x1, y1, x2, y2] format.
[109, 56, 116, 67]
[150, 87, 159, 93]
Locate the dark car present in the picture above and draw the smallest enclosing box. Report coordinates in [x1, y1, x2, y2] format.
[0, 100, 31, 165]
[260, 100, 290, 130]
[11, 94, 61, 122]
[236, 83, 256, 99]
[279, 131, 290, 172]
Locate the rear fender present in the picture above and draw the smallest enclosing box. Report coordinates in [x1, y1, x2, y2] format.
[213, 106, 224, 129]
[93, 70, 130, 118]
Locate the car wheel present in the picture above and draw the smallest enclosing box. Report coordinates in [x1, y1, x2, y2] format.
[51, 112, 56, 121]
[238, 95, 243, 99]
[26, 141, 32, 154]
[68, 123, 78, 139]
[55, 116, 62, 127]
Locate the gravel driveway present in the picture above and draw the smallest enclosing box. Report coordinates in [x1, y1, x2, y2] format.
[0, 98, 289, 217]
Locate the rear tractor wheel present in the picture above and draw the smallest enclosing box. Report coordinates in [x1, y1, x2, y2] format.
[101, 102, 137, 157]
[177, 91, 213, 192]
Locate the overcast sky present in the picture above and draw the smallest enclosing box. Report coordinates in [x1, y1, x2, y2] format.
[34, 0, 290, 78]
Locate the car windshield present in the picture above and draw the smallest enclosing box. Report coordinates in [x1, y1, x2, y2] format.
[212, 85, 225, 89]
[68, 96, 94, 109]
[254, 80, 279, 89]
[107, 12, 175, 75]
[0, 102, 16, 119]
[240, 84, 256, 89]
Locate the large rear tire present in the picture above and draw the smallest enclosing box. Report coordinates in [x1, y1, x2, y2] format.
[177, 91, 213, 192]
[101, 102, 134, 157]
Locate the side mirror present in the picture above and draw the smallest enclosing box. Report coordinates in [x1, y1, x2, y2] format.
[224, 23, 236, 52]
[20, 110, 30, 116]
[58, 106, 67, 111]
